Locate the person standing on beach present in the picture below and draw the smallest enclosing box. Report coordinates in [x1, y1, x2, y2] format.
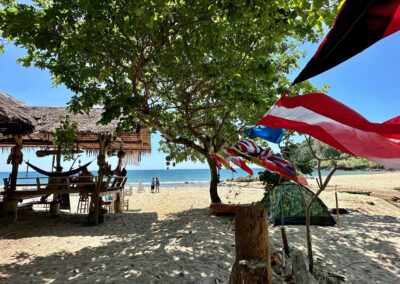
[156, 177, 160, 193]
[151, 177, 155, 193]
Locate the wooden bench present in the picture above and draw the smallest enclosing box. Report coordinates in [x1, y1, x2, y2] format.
[18, 200, 53, 211]
[1, 175, 127, 200]
[18, 201, 35, 210]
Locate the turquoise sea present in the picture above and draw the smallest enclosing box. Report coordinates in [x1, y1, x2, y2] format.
[0, 168, 386, 188]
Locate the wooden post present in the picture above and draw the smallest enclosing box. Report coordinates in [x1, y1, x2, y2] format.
[2, 135, 23, 222]
[92, 135, 110, 225]
[66, 177, 70, 190]
[229, 202, 272, 284]
[2, 199, 18, 222]
[7, 135, 23, 192]
[335, 185, 340, 229]
[292, 252, 319, 284]
[49, 148, 62, 215]
[3, 178, 9, 190]
[281, 227, 290, 257]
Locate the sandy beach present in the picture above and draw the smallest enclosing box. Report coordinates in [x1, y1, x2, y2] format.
[1, 172, 400, 283]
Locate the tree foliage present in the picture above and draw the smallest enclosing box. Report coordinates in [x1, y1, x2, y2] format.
[52, 115, 78, 161]
[295, 139, 384, 169]
[0, 0, 341, 202]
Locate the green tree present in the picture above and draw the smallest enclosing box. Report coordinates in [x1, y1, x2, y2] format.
[52, 115, 78, 161]
[302, 136, 350, 274]
[0, 0, 341, 203]
[295, 139, 384, 169]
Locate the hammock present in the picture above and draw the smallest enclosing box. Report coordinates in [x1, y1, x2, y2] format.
[25, 161, 93, 177]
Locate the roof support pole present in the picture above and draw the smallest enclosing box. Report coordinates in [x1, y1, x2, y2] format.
[2, 135, 23, 222]
[8, 135, 23, 193]
[92, 135, 111, 225]
[50, 146, 62, 215]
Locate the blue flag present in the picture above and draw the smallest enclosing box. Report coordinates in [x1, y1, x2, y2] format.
[244, 126, 286, 143]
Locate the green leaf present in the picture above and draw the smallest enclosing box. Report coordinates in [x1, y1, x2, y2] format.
[0, 0, 342, 201]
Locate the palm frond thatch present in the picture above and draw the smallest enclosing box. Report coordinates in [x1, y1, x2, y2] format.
[0, 91, 34, 135]
[0, 93, 151, 164]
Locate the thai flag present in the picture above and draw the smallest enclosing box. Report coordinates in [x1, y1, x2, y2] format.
[258, 93, 400, 169]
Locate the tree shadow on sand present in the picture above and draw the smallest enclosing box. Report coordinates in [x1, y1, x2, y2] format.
[0, 209, 159, 239]
[269, 213, 400, 283]
[1, 209, 399, 283]
[0, 208, 236, 283]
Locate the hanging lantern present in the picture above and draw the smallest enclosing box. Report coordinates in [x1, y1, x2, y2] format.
[165, 155, 172, 161]
[117, 150, 126, 159]
[166, 161, 170, 166]
[135, 123, 141, 133]
[173, 162, 176, 167]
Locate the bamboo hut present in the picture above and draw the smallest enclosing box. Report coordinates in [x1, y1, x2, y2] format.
[0, 93, 151, 224]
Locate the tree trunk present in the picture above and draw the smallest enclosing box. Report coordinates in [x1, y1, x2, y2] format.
[229, 202, 272, 284]
[205, 153, 222, 204]
[3, 136, 23, 222]
[92, 135, 110, 225]
[306, 165, 339, 274]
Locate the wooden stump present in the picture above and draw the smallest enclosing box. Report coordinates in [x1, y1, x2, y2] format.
[1, 199, 18, 223]
[292, 252, 319, 284]
[229, 202, 272, 284]
[50, 202, 60, 215]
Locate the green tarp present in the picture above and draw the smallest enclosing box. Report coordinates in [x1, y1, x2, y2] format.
[261, 182, 336, 226]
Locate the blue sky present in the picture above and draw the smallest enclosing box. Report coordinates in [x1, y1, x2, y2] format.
[0, 30, 399, 172]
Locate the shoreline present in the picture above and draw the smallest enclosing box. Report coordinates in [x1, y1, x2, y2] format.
[1, 169, 399, 188]
[1, 173, 400, 283]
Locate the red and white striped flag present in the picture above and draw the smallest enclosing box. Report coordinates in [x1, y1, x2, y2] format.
[258, 93, 400, 169]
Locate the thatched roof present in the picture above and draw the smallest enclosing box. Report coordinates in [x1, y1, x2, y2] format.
[0, 94, 151, 165]
[29, 107, 118, 135]
[0, 91, 34, 135]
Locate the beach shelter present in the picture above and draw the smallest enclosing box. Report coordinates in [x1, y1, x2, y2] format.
[261, 182, 336, 226]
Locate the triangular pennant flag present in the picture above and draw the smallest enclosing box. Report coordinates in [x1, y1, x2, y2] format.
[244, 126, 286, 143]
[293, 0, 400, 85]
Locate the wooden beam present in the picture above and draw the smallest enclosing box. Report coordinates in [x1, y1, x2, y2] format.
[36, 149, 83, 157]
[2, 187, 121, 199]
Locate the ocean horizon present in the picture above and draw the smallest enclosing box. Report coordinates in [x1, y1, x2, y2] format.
[0, 168, 387, 188]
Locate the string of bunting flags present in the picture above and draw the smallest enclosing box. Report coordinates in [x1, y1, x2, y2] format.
[210, 138, 308, 185]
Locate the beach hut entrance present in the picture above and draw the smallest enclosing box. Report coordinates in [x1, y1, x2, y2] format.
[261, 182, 336, 226]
